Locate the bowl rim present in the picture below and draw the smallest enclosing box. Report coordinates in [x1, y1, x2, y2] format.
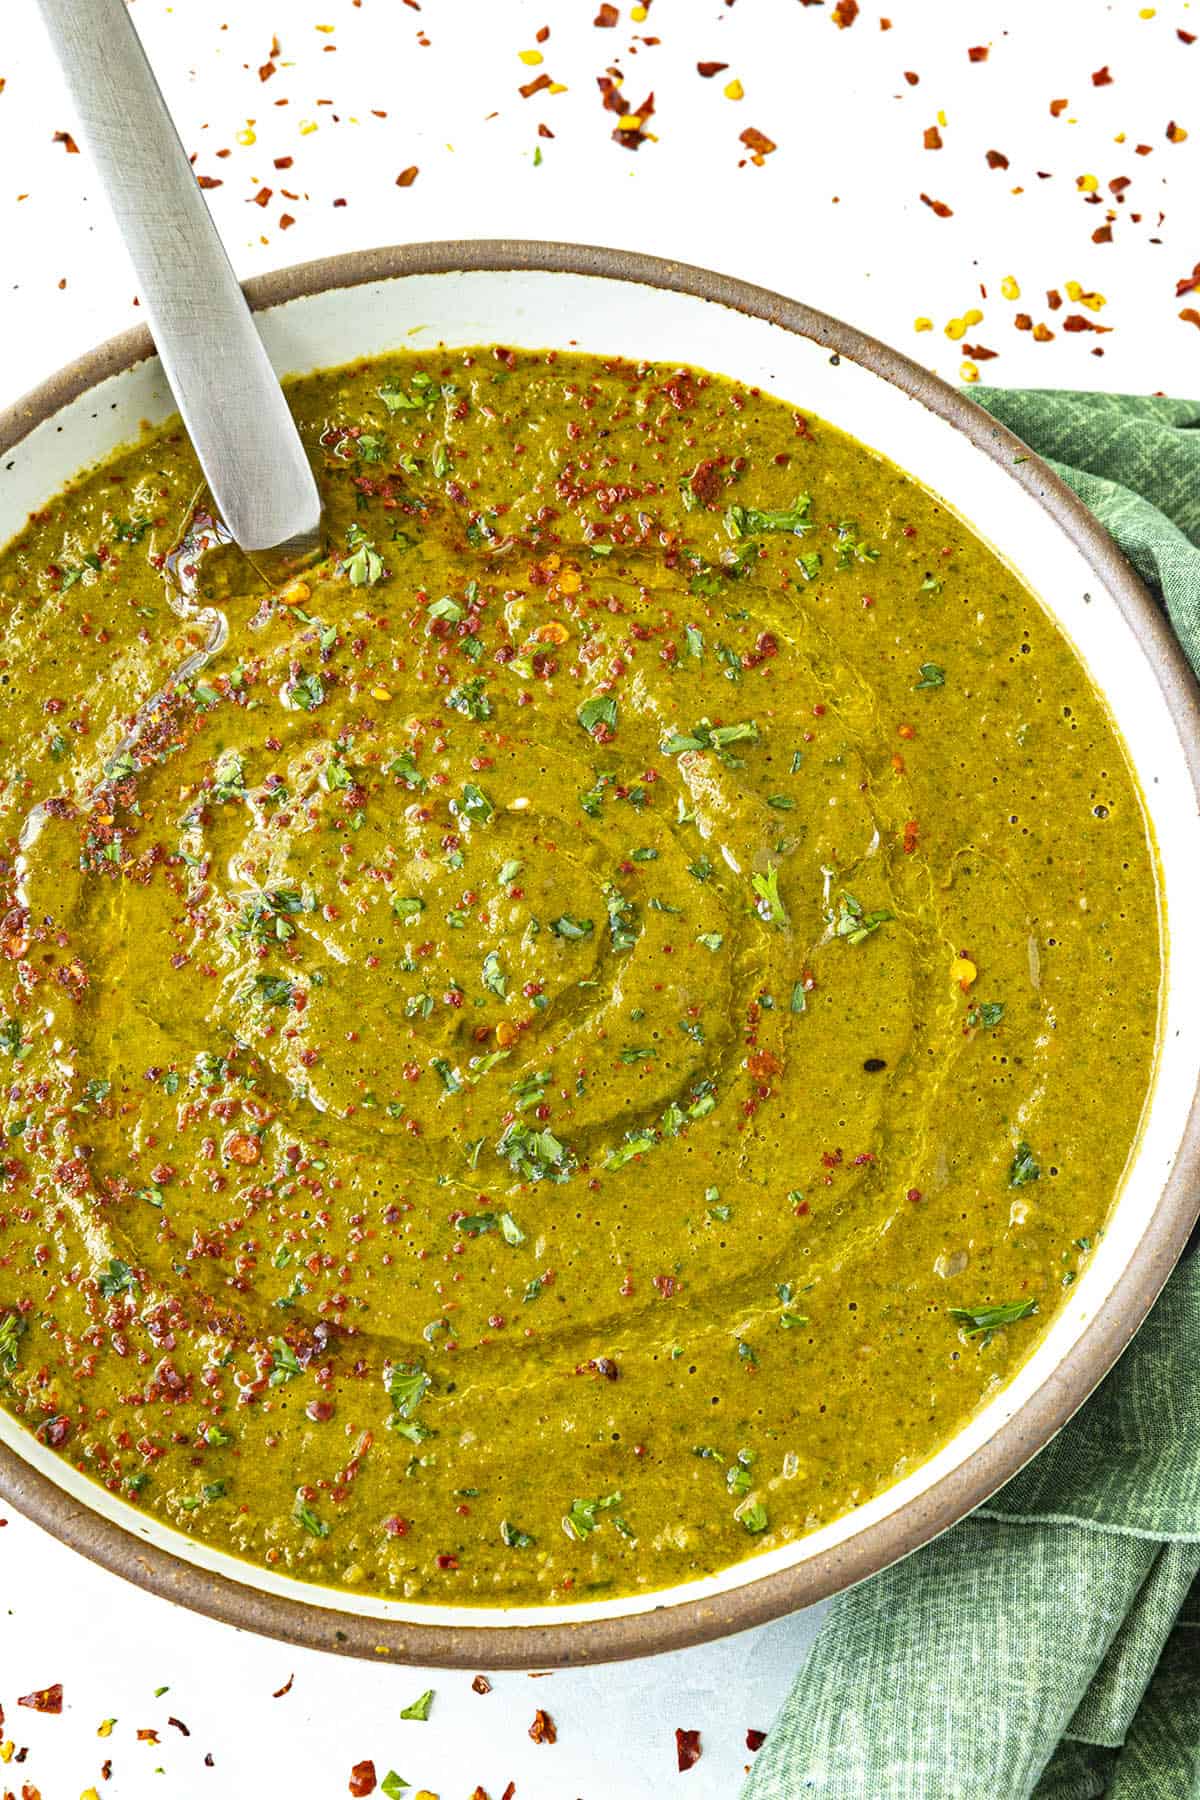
[1, 238, 1198, 1669]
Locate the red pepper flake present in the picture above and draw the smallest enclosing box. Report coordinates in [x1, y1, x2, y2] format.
[919, 192, 953, 217]
[529, 1708, 557, 1744]
[832, 0, 858, 27]
[1032, 322, 1055, 342]
[1179, 29, 1196, 44]
[272, 1674, 294, 1698]
[519, 72, 552, 98]
[196, 175, 223, 189]
[740, 126, 776, 163]
[168, 1716, 190, 1737]
[967, 45, 988, 61]
[252, 186, 272, 207]
[747, 1728, 767, 1751]
[18, 1685, 62, 1714]
[1091, 224, 1112, 244]
[1180, 308, 1200, 329]
[274, 154, 294, 169]
[501, 1787, 516, 1800]
[279, 213, 296, 230]
[923, 125, 942, 149]
[904, 70, 919, 85]
[53, 130, 80, 153]
[137, 1729, 160, 1744]
[1167, 120, 1189, 143]
[396, 166, 419, 187]
[697, 61, 729, 77]
[961, 342, 998, 359]
[676, 1727, 702, 1771]
[595, 2, 618, 22]
[259, 60, 276, 81]
[1062, 314, 1111, 333]
[472, 1674, 493, 1694]
[1046, 287, 1063, 309]
[348, 1761, 377, 1797]
[985, 148, 1009, 169]
[1092, 65, 1113, 86]
[1049, 98, 1068, 117]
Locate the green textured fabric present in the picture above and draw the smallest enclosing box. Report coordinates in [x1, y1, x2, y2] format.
[742, 390, 1200, 1800]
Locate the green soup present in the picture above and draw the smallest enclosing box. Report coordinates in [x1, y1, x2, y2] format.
[0, 349, 1159, 1605]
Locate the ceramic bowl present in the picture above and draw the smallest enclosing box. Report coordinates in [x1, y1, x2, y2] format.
[1, 242, 1197, 1668]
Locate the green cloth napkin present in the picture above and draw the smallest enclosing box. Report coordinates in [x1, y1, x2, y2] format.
[742, 390, 1200, 1800]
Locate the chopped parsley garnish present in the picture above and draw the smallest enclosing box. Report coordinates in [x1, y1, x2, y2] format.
[562, 1491, 625, 1541]
[459, 783, 494, 826]
[949, 1297, 1038, 1345]
[604, 884, 638, 951]
[447, 676, 492, 720]
[578, 694, 618, 736]
[292, 1495, 330, 1539]
[914, 662, 946, 689]
[344, 538, 384, 588]
[550, 914, 594, 941]
[969, 1001, 1006, 1029]
[399, 1688, 435, 1721]
[379, 371, 439, 412]
[1009, 1142, 1041, 1187]
[98, 1258, 136, 1298]
[725, 494, 812, 538]
[385, 1361, 432, 1421]
[832, 892, 891, 945]
[500, 1519, 535, 1549]
[661, 717, 759, 756]
[496, 1121, 574, 1183]
[286, 670, 326, 711]
[481, 951, 507, 999]
[751, 865, 788, 928]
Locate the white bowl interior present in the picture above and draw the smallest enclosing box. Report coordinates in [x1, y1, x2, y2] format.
[1, 267, 1196, 1633]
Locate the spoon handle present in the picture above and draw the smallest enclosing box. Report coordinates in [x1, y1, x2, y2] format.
[34, 0, 322, 555]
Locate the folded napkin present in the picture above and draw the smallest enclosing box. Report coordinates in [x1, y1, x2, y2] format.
[743, 390, 1200, 1800]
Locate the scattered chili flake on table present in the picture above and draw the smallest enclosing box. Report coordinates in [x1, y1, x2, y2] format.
[1180, 308, 1200, 329]
[676, 1727, 702, 1771]
[396, 166, 419, 187]
[348, 1760, 377, 1797]
[697, 60, 728, 77]
[740, 126, 776, 163]
[920, 192, 953, 217]
[923, 125, 942, 149]
[967, 45, 988, 61]
[595, 3, 618, 22]
[529, 1708, 557, 1744]
[832, 0, 858, 27]
[196, 174, 223, 189]
[17, 1686, 61, 1715]
[1050, 97, 1068, 116]
[272, 1674, 295, 1698]
[986, 148, 1009, 168]
[1092, 65, 1113, 85]
[52, 130, 79, 153]
[746, 1728, 767, 1751]
[471, 1674, 493, 1694]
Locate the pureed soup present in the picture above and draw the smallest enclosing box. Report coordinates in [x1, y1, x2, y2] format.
[0, 349, 1159, 1607]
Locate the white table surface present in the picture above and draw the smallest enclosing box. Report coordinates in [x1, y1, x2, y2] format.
[0, 1, 1196, 1794]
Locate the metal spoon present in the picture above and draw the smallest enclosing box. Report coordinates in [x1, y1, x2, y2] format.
[34, 0, 322, 559]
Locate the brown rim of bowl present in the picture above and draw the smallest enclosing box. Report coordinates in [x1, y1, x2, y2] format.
[0, 240, 1197, 1670]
